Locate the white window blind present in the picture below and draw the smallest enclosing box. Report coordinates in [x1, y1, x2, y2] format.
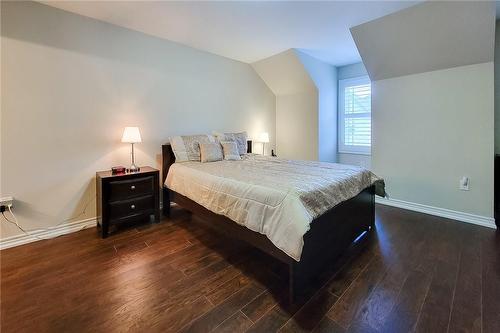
[338, 76, 371, 155]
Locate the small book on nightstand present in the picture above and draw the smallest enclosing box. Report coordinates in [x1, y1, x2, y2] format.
[111, 166, 126, 175]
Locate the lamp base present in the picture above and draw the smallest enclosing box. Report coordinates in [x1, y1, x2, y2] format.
[127, 164, 140, 173]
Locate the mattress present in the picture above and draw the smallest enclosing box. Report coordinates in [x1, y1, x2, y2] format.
[165, 154, 382, 261]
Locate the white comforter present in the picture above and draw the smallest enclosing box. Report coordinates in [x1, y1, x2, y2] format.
[165, 154, 381, 261]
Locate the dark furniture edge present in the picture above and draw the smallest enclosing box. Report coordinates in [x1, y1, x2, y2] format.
[96, 167, 160, 238]
[495, 154, 499, 228]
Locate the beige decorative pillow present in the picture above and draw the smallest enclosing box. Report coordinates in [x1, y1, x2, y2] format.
[221, 141, 241, 160]
[214, 131, 248, 155]
[170, 134, 215, 162]
[200, 143, 223, 163]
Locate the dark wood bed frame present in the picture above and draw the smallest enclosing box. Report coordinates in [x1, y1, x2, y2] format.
[161, 140, 375, 302]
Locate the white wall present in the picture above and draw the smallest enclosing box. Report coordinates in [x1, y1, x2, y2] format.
[495, 20, 500, 154]
[276, 93, 318, 160]
[252, 50, 318, 160]
[337, 62, 371, 169]
[372, 63, 494, 219]
[252, 49, 339, 162]
[296, 51, 337, 162]
[0, 1, 276, 239]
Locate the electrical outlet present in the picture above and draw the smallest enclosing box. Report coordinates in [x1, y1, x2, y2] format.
[459, 177, 469, 191]
[0, 196, 14, 207]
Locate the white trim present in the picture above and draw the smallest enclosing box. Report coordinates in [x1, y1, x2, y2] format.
[338, 75, 372, 155]
[338, 149, 371, 156]
[376, 197, 496, 229]
[2, 198, 495, 250]
[0, 218, 97, 250]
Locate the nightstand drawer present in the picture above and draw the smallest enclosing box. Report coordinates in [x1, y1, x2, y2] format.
[108, 195, 154, 220]
[109, 176, 154, 201]
[97, 166, 160, 238]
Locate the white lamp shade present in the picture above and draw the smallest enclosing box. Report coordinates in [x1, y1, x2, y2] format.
[121, 127, 142, 143]
[258, 132, 270, 143]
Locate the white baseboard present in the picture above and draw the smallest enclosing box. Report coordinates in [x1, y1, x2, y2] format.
[2, 198, 495, 250]
[376, 197, 496, 229]
[0, 218, 97, 250]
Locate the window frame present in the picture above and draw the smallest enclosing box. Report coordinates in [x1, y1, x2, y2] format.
[338, 75, 372, 155]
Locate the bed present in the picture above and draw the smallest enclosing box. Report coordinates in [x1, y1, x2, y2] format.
[162, 140, 380, 302]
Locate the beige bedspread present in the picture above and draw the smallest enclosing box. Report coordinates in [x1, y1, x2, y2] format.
[165, 154, 383, 261]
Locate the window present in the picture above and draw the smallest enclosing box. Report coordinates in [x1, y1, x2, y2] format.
[338, 76, 371, 155]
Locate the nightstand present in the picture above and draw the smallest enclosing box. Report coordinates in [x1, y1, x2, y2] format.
[96, 166, 160, 238]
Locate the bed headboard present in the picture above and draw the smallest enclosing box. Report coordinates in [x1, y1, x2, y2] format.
[161, 140, 253, 186]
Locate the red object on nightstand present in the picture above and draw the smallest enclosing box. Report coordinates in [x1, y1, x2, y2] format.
[111, 166, 126, 175]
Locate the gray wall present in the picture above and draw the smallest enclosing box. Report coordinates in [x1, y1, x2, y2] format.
[338, 62, 367, 80]
[337, 62, 371, 169]
[372, 62, 494, 220]
[495, 20, 500, 154]
[1, 1, 276, 239]
[296, 50, 338, 163]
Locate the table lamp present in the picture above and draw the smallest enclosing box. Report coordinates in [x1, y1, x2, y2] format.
[258, 132, 269, 155]
[121, 127, 142, 172]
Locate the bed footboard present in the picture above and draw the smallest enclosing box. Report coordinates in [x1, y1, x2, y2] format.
[289, 186, 375, 302]
[165, 186, 375, 303]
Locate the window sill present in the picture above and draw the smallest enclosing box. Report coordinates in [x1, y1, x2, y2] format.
[338, 150, 371, 156]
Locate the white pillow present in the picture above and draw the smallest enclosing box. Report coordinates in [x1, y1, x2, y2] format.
[214, 131, 248, 155]
[200, 143, 223, 163]
[170, 134, 215, 162]
[221, 141, 241, 160]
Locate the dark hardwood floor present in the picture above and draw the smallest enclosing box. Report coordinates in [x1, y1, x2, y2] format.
[1, 205, 499, 333]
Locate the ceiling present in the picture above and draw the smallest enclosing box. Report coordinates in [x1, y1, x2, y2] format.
[41, 1, 421, 67]
[352, 1, 496, 81]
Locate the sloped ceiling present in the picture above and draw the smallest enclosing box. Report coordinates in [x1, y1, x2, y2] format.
[251, 49, 316, 95]
[39, 1, 420, 66]
[351, 1, 496, 81]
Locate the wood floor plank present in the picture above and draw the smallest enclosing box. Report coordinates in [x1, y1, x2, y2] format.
[378, 269, 432, 333]
[325, 246, 376, 297]
[205, 274, 253, 306]
[327, 255, 388, 329]
[278, 289, 338, 333]
[1, 205, 498, 333]
[246, 305, 296, 333]
[414, 260, 458, 333]
[114, 239, 149, 255]
[213, 310, 253, 333]
[400, 217, 460, 332]
[346, 321, 379, 333]
[481, 231, 500, 333]
[182, 252, 223, 276]
[241, 290, 279, 323]
[448, 230, 482, 333]
[179, 284, 263, 333]
[149, 296, 214, 333]
[311, 317, 345, 333]
[348, 264, 408, 331]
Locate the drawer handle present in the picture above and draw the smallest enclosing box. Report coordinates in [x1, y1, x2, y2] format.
[130, 204, 136, 210]
[130, 185, 136, 190]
